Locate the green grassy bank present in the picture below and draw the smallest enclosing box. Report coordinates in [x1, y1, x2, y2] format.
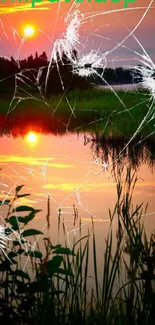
[0, 88, 152, 136]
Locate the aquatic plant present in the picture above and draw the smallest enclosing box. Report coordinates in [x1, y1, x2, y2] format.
[0, 168, 155, 324]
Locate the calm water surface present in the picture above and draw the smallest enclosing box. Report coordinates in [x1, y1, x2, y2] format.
[97, 83, 144, 91]
[0, 132, 155, 244]
[0, 131, 155, 285]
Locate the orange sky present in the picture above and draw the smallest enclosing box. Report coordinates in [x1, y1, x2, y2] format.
[0, 0, 155, 65]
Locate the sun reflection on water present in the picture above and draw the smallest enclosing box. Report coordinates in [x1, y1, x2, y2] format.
[26, 132, 37, 145]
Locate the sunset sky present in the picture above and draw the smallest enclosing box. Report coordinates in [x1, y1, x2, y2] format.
[0, 0, 155, 67]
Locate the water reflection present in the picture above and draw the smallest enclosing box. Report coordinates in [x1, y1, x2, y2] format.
[0, 128, 154, 245]
[84, 133, 155, 171]
[26, 132, 38, 144]
[1, 127, 155, 170]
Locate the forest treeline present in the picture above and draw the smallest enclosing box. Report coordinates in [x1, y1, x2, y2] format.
[0, 51, 140, 96]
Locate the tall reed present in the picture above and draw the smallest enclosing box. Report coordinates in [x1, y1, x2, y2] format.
[0, 167, 154, 324]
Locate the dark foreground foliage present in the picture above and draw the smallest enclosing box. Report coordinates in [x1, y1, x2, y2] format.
[0, 167, 155, 324]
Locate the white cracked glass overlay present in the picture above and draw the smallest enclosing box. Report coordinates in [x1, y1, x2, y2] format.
[0, 0, 155, 270]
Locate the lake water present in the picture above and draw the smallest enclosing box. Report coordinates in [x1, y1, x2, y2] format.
[96, 83, 144, 91]
[0, 131, 155, 250]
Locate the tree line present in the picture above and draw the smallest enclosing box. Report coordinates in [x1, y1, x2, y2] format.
[0, 51, 139, 96]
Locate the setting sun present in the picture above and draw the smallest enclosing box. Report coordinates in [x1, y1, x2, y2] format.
[27, 132, 37, 143]
[24, 26, 35, 38]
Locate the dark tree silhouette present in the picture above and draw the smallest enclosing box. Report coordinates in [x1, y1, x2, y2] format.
[0, 51, 137, 97]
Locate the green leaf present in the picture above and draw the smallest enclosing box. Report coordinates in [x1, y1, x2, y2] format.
[0, 257, 17, 269]
[16, 282, 28, 294]
[21, 229, 43, 237]
[53, 247, 75, 256]
[13, 205, 34, 212]
[50, 244, 62, 249]
[15, 185, 24, 193]
[7, 216, 19, 230]
[17, 212, 37, 224]
[25, 250, 42, 259]
[14, 270, 30, 280]
[47, 256, 63, 274]
[10, 211, 41, 226]
[54, 267, 74, 276]
[17, 194, 30, 198]
[13, 240, 25, 246]
[5, 227, 14, 235]
[0, 261, 11, 271]
[8, 252, 18, 259]
[17, 249, 25, 255]
[29, 278, 48, 293]
[0, 200, 10, 206]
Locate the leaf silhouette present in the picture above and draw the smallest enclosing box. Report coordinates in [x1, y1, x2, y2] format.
[22, 229, 43, 237]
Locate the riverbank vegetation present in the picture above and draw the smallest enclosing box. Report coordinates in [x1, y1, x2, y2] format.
[0, 88, 152, 137]
[0, 167, 155, 324]
[0, 50, 152, 137]
[0, 51, 134, 96]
